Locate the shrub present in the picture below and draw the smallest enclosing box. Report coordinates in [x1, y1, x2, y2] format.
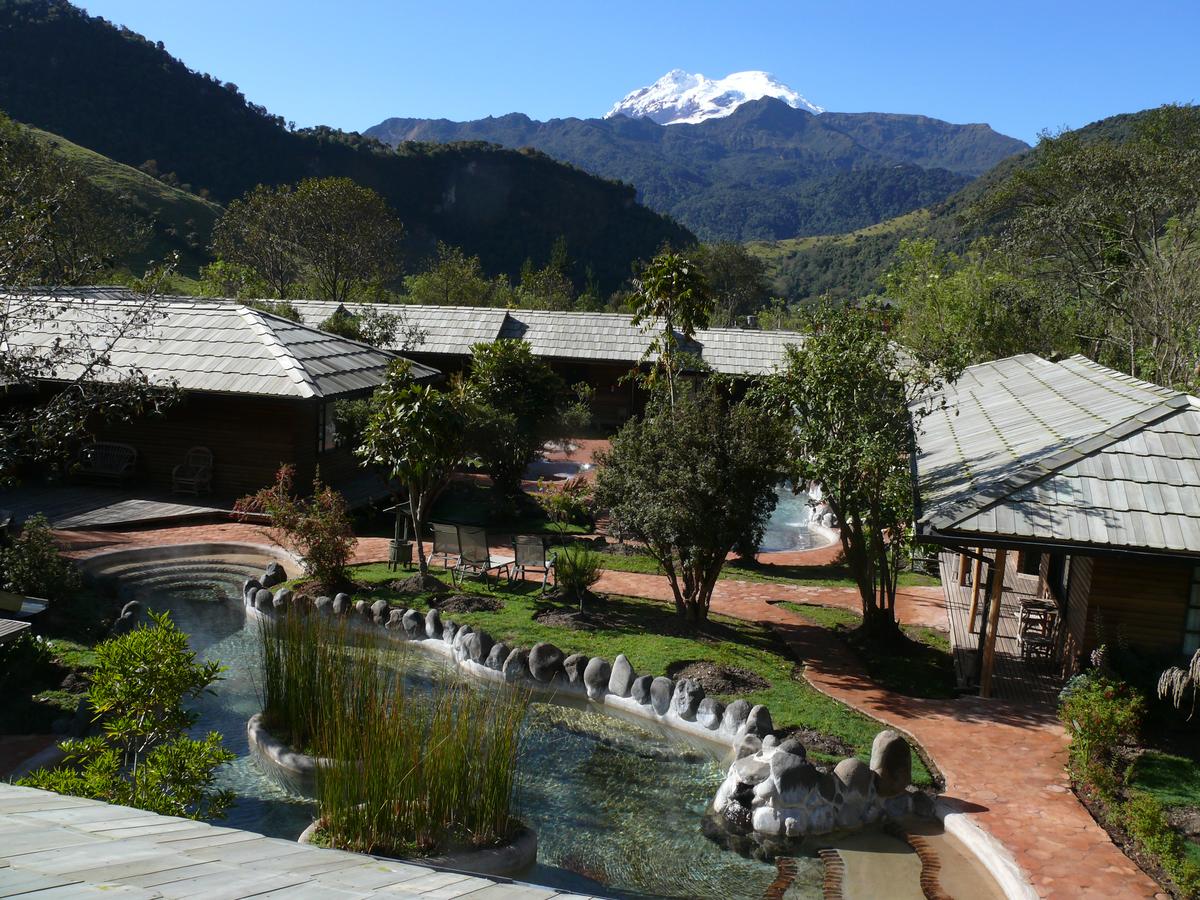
[536, 476, 593, 528]
[0, 513, 81, 601]
[19, 611, 234, 820]
[555, 543, 603, 610]
[1058, 674, 1146, 773]
[236, 465, 356, 592]
[1118, 790, 1200, 898]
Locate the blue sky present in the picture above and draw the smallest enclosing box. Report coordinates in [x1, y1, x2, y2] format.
[81, 0, 1198, 143]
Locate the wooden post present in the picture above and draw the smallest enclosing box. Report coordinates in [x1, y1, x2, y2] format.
[979, 548, 1008, 698]
[958, 552, 970, 586]
[967, 551, 984, 632]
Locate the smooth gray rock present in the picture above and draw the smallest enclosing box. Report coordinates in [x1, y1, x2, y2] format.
[528, 642, 565, 683]
[462, 631, 493, 663]
[562, 653, 589, 684]
[109, 600, 141, 635]
[743, 705, 773, 737]
[608, 654, 635, 697]
[292, 593, 309, 612]
[583, 657, 611, 700]
[734, 733, 762, 760]
[333, 593, 351, 615]
[869, 729, 913, 797]
[762, 734, 778, 751]
[425, 608, 443, 639]
[254, 589, 273, 612]
[452, 624, 473, 653]
[631, 675, 653, 705]
[723, 699, 751, 732]
[272, 587, 293, 606]
[370, 599, 389, 624]
[772, 752, 819, 804]
[386, 608, 405, 630]
[261, 562, 286, 589]
[486, 641, 509, 670]
[697, 697, 725, 730]
[401, 608, 424, 639]
[354, 599, 370, 618]
[649, 676, 674, 715]
[442, 621, 458, 645]
[502, 647, 529, 681]
[314, 596, 332, 615]
[242, 578, 261, 604]
[671, 678, 704, 720]
[777, 736, 807, 760]
[817, 770, 838, 802]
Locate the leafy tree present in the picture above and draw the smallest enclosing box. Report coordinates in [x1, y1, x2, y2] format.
[595, 382, 785, 622]
[357, 362, 476, 573]
[318, 305, 423, 349]
[289, 176, 405, 303]
[517, 237, 577, 310]
[19, 611, 235, 820]
[694, 241, 772, 326]
[210, 183, 300, 298]
[235, 465, 357, 592]
[0, 514, 81, 601]
[0, 114, 179, 480]
[631, 250, 714, 408]
[980, 104, 1200, 389]
[772, 301, 959, 639]
[466, 341, 565, 500]
[244, 298, 304, 322]
[403, 243, 511, 307]
[885, 237, 1072, 364]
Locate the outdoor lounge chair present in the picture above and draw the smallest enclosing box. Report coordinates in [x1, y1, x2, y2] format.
[429, 522, 462, 569]
[453, 526, 513, 589]
[510, 534, 556, 592]
[77, 441, 137, 484]
[172, 446, 213, 495]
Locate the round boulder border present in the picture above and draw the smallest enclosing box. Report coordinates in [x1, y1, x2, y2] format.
[562, 653, 589, 685]
[649, 676, 674, 716]
[485, 642, 509, 670]
[246, 713, 329, 800]
[528, 642, 565, 683]
[608, 654, 635, 697]
[425, 608, 443, 639]
[630, 674, 653, 705]
[583, 656, 611, 700]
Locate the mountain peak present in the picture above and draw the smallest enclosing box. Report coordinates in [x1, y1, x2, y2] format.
[605, 70, 823, 125]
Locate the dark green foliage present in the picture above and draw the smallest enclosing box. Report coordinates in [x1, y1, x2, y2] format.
[595, 382, 786, 622]
[367, 99, 1026, 242]
[554, 543, 603, 611]
[0, 513, 82, 601]
[1059, 673, 1146, 773]
[467, 341, 565, 500]
[0, 1, 691, 292]
[18, 611, 235, 820]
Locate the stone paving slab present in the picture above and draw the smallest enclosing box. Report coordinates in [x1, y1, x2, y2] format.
[0, 785, 601, 899]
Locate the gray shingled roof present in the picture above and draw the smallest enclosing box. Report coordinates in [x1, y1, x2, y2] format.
[4, 294, 436, 399]
[290, 301, 802, 375]
[915, 353, 1200, 555]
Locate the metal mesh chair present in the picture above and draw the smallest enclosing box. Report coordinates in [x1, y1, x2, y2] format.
[453, 526, 513, 590]
[429, 522, 461, 569]
[510, 534, 556, 592]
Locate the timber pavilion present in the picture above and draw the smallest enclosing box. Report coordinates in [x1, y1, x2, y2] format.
[913, 353, 1200, 703]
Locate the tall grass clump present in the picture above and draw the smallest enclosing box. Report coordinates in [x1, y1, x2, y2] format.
[257, 611, 527, 857]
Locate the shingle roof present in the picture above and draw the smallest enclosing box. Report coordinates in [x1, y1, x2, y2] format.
[3, 293, 437, 399]
[291, 301, 802, 375]
[915, 353, 1200, 555]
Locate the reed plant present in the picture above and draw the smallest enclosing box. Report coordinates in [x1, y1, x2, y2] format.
[257, 611, 527, 857]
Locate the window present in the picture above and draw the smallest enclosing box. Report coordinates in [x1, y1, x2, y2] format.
[1018, 552, 1043, 576]
[317, 403, 337, 454]
[1186, 568, 1200, 656]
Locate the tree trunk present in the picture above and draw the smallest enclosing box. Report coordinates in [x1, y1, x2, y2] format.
[410, 485, 429, 575]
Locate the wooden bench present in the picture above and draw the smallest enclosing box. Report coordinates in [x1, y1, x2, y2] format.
[77, 442, 137, 484]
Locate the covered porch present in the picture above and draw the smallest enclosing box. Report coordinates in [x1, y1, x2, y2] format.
[938, 549, 1064, 707]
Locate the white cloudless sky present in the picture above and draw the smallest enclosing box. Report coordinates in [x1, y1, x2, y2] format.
[79, 0, 1200, 142]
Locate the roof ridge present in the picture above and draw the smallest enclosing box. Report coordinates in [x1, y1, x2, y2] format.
[933, 395, 1192, 531]
[236, 307, 319, 399]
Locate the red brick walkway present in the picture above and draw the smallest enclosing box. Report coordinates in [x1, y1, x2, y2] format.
[54, 522, 1161, 898]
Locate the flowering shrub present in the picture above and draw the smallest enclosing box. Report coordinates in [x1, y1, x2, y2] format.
[536, 475, 593, 528]
[1058, 673, 1145, 773]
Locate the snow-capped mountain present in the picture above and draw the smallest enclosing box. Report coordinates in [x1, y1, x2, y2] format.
[605, 69, 824, 125]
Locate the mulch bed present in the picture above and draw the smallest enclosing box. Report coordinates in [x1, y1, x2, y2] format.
[431, 594, 505, 614]
[774, 725, 856, 759]
[665, 660, 770, 694]
[532, 607, 605, 631]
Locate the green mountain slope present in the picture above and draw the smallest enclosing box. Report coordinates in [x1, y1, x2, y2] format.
[0, 0, 691, 291]
[366, 99, 1027, 242]
[26, 125, 222, 277]
[747, 109, 1165, 301]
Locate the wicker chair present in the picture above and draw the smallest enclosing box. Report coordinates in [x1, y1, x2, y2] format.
[172, 447, 213, 495]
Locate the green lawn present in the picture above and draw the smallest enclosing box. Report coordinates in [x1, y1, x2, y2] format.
[1131, 751, 1200, 809]
[310, 563, 935, 785]
[777, 601, 957, 699]
[595, 547, 940, 589]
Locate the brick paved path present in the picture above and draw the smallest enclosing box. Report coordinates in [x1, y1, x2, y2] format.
[55, 521, 1162, 899]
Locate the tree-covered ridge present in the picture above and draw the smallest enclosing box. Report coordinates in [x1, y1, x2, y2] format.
[0, 0, 692, 291]
[366, 97, 1026, 242]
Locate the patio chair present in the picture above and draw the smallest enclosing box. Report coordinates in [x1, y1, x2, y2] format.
[429, 522, 461, 569]
[453, 526, 513, 590]
[172, 446, 213, 495]
[77, 441, 137, 484]
[510, 534, 556, 592]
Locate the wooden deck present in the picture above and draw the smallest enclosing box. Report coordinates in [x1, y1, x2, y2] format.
[0, 783, 588, 899]
[938, 551, 1063, 708]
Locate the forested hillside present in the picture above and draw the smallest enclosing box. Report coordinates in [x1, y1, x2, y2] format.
[367, 98, 1026, 241]
[0, 0, 691, 290]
